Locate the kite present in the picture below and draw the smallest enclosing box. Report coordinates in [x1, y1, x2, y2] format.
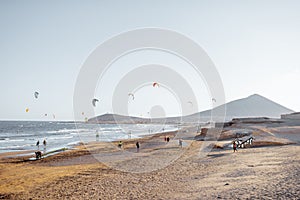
[92, 98, 99, 107]
[128, 93, 135, 100]
[34, 91, 39, 99]
[152, 82, 159, 87]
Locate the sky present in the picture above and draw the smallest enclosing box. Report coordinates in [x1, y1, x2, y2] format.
[0, 0, 300, 120]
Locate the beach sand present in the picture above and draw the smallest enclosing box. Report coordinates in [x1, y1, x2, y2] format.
[0, 127, 299, 199]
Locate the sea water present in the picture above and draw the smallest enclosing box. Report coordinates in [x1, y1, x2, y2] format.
[0, 121, 178, 154]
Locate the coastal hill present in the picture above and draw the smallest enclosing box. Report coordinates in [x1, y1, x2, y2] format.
[88, 113, 151, 124]
[186, 94, 294, 122]
[88, 94, 294, 124]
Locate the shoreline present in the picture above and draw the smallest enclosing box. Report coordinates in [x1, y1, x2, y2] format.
[0, 129, 179, 162]
[0, 125, 297, 162]
[0, 124, 180, 160]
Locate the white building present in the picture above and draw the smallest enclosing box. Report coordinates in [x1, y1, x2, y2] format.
[281, 112, 300, 120]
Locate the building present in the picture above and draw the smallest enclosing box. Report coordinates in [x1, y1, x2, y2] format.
[281, 112, 300, 120]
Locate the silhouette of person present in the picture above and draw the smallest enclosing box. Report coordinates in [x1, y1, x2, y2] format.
[179, 139, 183, 148]
[118, 141, 123, 149]
[233, 141, 237, 152]
[36, 140, 40, 150]
[136, 142, 140, 152]
[43, 139, 47, 153]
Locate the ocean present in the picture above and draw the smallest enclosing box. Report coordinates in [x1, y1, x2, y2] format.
[0, 121, 178, 154]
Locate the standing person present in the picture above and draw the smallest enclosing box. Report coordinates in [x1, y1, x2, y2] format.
[166, 137, 170, 143]
[96, 131, 99, 141]
[36, 140, 40, 150]
[179, 139, 183, 148]
[118, 141, 123, 149]
[43, 139, 47, 153]
[233, 141, 237, 152]
[164, 136, 167, 142]
[136, 141, 140, 152]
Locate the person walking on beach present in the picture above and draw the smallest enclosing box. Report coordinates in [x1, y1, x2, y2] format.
[233, 141, 237, 152]
[118, 141, 123, 149]
[179, 139, 183, 148]
[36, 140, 40, 150]
[96, 131, 99, 141]
[43, 139, 47, 153]
[136, 141, 140, 152]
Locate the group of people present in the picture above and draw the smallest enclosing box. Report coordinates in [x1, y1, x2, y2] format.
[35, 139, 47, 159]
[232, 138, 254, 152]
[165, 136, 184, 148]
[118, 141, 140, 153]
[36, 139, 47, 150]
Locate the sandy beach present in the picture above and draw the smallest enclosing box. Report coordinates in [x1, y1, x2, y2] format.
[2, 1, 300, 199]
[0, 123, 299, 199]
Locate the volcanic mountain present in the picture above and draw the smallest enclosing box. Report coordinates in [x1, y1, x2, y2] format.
[88, 94, 294, 123]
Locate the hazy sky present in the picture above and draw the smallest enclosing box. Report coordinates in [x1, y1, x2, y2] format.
[0, 0, 300, 120]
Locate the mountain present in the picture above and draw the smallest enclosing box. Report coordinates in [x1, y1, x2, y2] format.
[88, 113, 150, 124]
[88, 94, 294, 124]
[88, 113, 177, 124]
[186, 94, 294, 121]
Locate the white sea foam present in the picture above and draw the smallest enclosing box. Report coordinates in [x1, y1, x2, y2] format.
[0, 121, 178, 153]
[46, 128, 88, 134]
